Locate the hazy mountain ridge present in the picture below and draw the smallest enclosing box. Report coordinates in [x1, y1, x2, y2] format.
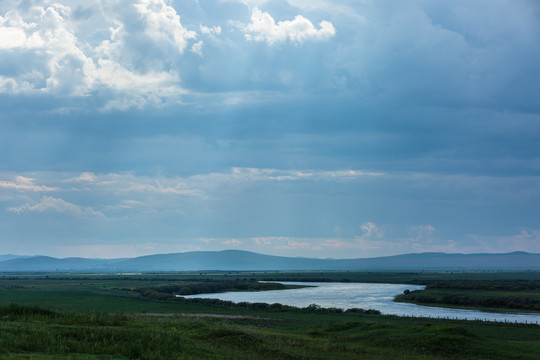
[0, 254, 34, 262]
[0, 250, 539, 272]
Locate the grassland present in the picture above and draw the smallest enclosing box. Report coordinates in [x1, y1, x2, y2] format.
[0, 271, 539, 359]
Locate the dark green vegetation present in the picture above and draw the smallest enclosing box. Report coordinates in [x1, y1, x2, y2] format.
[395, 280, 540, 312]
[139, 280, 307, 296]
[0, 271, 539, 359]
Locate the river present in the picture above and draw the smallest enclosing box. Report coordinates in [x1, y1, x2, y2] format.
[183, 281, 540, 324]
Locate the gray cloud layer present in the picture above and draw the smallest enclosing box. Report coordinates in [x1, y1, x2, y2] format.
[1, 0, 539, 257]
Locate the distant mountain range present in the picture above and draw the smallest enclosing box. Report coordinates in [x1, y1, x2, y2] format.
[0, 250, 539, 272]
[0, 254, 33, 262]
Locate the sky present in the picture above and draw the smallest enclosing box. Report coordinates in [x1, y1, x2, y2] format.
[1, 0, 540, 259]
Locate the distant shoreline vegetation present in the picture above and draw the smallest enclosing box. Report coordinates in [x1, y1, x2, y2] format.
[395, 280, 540, 313]
[143, 280, 309, 296]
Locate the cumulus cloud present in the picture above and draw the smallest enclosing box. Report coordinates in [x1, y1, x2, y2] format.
[0, 0, 197, 108]
[0, 26, 41, 49]
[245, 7, 335, 45]
[134, 0, 196, 54]
[359, 222, 384, 240]
[0, 3, 92, 95]
[353, 222, 393, 252]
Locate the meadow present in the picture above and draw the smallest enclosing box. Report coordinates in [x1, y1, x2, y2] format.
[0, 271, 539, 359]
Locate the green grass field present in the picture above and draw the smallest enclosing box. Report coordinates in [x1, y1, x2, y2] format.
[0, 272, 539, 359]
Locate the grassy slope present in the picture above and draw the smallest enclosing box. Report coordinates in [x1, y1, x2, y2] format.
[0, 272, 539, 359]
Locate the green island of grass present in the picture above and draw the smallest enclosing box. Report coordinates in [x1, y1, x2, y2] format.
[395, 279, 540, 313]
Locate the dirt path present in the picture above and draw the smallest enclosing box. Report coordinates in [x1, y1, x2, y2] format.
[133, 312, 273, 320]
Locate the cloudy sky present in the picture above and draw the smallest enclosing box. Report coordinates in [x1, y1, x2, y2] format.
[1, 0, 539, 259]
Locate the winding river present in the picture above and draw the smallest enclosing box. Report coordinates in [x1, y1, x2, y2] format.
[184, 281, 540, 324]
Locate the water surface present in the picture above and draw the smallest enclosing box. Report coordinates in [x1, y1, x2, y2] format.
[184, 281, 540, 324]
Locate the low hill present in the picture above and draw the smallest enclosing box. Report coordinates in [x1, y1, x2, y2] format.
[0, 250, 538, 272]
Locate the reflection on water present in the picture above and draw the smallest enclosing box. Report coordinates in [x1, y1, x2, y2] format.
[184, 282, 540, 324]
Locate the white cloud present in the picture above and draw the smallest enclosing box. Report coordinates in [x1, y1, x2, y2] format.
[199, 238, 217, 244]
[0, 0, 197, 108]
[412, 225, 436, 242]
[8, 195, 104, 218]
[0, 26, 38, 49]
[92, 58, 185, 97]
[133, 0, 196, 54]
[277, 239, 312, 250]
[353, 222, 397, 253]
[104, 199, 145, 210]
[0, 4, 94, 95]
[191, 40, 203, 56]
[223, 239, 242, 246]
[49, 172, 204, 197]
[67, 172, 98, 183]
[251, 236, 354, 252]
[21, 168, 379, 200]
[194, 167, 382, 184]
[245, 7, 335, 45]
[0, 176, 57, 192]
[359, 222, 384, 239]
[200, 24, 221, 35]
[126, 180, 203, 196]
[251, 236, 287, 246]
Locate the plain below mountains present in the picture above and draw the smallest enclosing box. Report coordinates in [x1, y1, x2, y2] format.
[0, 250, 539, 272]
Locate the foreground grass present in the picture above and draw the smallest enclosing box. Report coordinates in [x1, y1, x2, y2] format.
[0, 304, 539, 360]
[0, 272, 539, 359]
